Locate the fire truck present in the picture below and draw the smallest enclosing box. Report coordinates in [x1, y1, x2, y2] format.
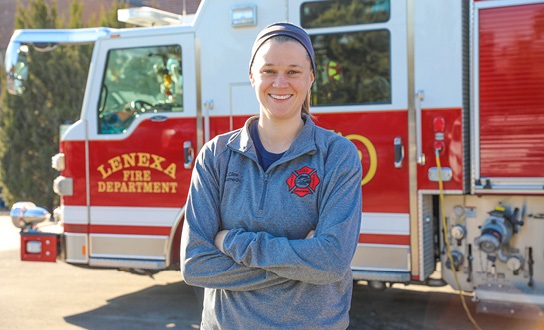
[4, 0, 544, 318]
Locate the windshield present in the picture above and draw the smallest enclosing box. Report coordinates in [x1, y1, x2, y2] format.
[98, 45, 183, 134]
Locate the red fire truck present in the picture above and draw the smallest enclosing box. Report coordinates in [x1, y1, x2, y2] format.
[4, 0, 544, 317]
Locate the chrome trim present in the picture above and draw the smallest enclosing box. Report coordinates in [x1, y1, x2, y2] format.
[352, 244, 410, 271]
[471, 1, 481, 192]
[474, 188, 544, 195]
[90, 253, 166, 261]
[89, 257, 166, 270]
[415, 90, 425, 165]
[418, 189, 464, 195]
[475, 282, 544, 305]
[357, 243, 409, 249]
[195, 38, 204, 150]
[474, 178, 544, 194]
[428, 167, 453, 182]
[203, 99, 213, 142]
[406, 0, 420, 281]
[475, 0, 544, 10]
[352, 270, 411, 283]
[462, 0, 471, 194]
[85, 118, 91, 228]
[64, 233, 89, 263]
[89, 234, 169, 260]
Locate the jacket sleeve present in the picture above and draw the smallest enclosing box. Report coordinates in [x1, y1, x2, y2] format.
[222, 138, 362, 285]
[180, 143, 289, 291]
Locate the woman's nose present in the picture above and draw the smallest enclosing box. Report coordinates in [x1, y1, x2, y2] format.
[273, 74, 288, 88]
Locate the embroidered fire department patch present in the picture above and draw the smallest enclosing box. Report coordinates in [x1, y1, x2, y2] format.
[286, 166, 320, 197]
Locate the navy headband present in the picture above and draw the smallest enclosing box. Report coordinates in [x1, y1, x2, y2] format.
[249, 22, 316, 74]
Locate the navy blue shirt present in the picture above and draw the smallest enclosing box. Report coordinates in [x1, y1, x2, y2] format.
[250, 120, 284, 171]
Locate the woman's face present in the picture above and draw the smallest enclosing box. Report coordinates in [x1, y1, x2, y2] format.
[250, 39, 314, 122]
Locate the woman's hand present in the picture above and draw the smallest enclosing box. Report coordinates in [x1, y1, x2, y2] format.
[214, 230, 230, 253]
[215, 229, 314, 254]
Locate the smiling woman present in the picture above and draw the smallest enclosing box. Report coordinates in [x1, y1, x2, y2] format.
[180, 22, 363, 330]
[250, 38, 314, 153]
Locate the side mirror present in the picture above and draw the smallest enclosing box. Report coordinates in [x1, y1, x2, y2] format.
[4, 42, 29, 95]
[10, 202, 51, 229]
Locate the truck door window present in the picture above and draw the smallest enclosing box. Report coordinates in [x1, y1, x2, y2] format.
[301, 0, 390, 28]
[301, 0, 391, 106]
[98, 45, 183, 134]
[311, 30, 391, 106]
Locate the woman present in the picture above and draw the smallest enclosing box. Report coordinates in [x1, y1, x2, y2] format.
[180, 22, 362, 330]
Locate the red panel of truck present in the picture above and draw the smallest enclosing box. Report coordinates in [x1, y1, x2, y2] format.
[479, 3, 544, 178]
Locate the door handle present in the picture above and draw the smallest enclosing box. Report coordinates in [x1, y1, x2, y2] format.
[394, 137, 404, 168]
[183, 141, 194, 169]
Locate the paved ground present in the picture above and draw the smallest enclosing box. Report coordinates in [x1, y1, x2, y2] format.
[0, 215, 201, 330]
[1, 215, 544, 329]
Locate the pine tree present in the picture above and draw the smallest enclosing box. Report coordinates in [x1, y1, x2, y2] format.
[0, 0, 127, 211]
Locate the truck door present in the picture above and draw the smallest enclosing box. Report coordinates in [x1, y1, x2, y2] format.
[84, 32, 197, 269]
[289, 0, 412, 281]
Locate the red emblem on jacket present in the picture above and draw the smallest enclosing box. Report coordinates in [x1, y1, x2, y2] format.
[286, 166, 320, 197]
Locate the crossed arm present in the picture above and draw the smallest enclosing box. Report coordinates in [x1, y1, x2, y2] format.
[180, 140, 362, 290]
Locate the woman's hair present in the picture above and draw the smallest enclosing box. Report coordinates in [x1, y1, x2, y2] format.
[252, 35, 314, 117]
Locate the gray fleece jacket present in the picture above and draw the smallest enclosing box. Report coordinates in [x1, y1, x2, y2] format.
[180, 115, 362, 330]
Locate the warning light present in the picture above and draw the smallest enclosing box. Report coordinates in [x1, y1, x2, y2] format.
[433, 116, 446, 152]
[433, 116, 446, 133]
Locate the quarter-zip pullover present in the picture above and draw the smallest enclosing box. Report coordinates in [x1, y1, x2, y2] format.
[181, 115, 363, 330]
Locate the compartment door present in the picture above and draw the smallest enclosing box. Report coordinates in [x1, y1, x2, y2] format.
[474, 1, 544, 192]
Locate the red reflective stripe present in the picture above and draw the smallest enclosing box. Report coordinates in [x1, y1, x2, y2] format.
[64, 224, 88, 233]
[358, 233, 410, 245]
[90, 225, 171, 236]
[63, 224, 170, 236]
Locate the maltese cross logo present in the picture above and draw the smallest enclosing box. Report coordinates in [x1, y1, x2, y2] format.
[286, 166, 320, 197]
